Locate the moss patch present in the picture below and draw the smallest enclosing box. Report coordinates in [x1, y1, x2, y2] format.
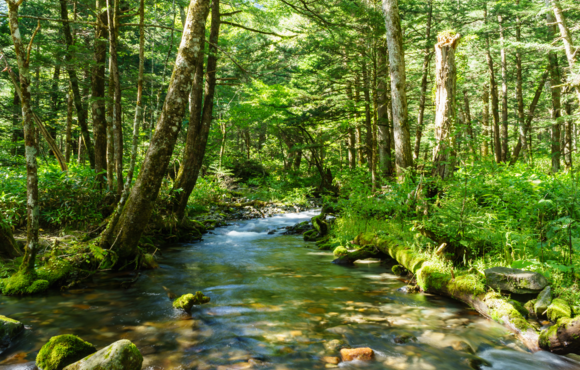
[36, 334, 96, 370]
[173, 292, 210, 311]
[486, 296, 533, 332]
[2, 271, 49, 296]
[447, 274, 486, 297]
[417, 264, 451, 292]
[0, 315, 24, 345]
[547, 298, 572, 322]
[37, 257, 73, 286]
[333, 246, 348, 257]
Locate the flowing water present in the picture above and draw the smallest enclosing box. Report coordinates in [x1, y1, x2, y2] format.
[1, 210, 580, 370]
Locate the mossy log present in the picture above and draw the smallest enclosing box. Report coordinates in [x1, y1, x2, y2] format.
[216, 200, 268, 208]
[353, 232, 541, 352]
[539, 317, 580, 354]
[332, 246, 390, 265]
[414, 224, 466, 263]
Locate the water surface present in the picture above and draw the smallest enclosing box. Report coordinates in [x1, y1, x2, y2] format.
[1, 210, 579, 369]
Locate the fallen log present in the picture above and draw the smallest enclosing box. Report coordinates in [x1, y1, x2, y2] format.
[332, 245, 389, 265]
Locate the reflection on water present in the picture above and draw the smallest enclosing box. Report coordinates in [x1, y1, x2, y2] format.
[1, 210, 580, 369]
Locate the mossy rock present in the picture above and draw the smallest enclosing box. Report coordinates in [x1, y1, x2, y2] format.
[173, 292, 210, 311]
[391, 265, 407, 276]
[303, 229, 318, 242]
[524, 299, 537, 317]
[37, 257, 73, 286]
[547, 298, 572, 322]
[63, 339, 142, 370]
[2, 272, 49, 296]
[333, 246, 348, 257]
[0, 315, 24, 348]
[507, 299, 528, 319]
[535, 286, 552, 317]
[141, 254, 158, 270]
[36, 335, 96, 370]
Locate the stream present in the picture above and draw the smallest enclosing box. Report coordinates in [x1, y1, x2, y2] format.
[1, 210, 580, 369]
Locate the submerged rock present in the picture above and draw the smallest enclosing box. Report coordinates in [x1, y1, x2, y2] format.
[173, 292, 210, 311]
[535, 286, 552, 317]
[340, 348, 374, 362]
[63, 340, 142, 370]
[323, 339, 344, 352]
[484, 267, 548, 294]
[0, 315, 24, 349]
[547, 298, 572, 322]
[36, 334, 96, 370]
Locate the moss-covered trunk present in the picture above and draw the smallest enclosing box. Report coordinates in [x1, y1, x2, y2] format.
[0, 213, 20, 260]
[99, 0, 212, 264]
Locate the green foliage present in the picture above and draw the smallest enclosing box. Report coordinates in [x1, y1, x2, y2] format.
[36, 334, 96, 370]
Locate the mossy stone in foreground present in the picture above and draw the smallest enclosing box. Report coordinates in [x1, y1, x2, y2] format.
[2, 271, 49, 296]
[0, 315, 24, 348]
[63, 339, 142, 370]
[547, 298, 572, 322]
[36, 334, 96, 370]
[173, 292, 211, 311]
[535, 286, 552, 317]
[333, 246, 348, 257]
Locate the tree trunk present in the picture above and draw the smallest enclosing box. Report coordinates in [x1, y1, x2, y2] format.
[377, 44, 392, 177]
[482, 85, 490, 157]
[92, 3, 108, 183]
[550, 0, 580, 105]
[345, 74, 357, 169]
[354, 74, 363, 165]
[361, 49, 374, 187]
[515, 0, 527, 163]
[484, 5, 502, 163]
[11, 90, 23, 156]
[0, 211, 20, 260]
[546, 3, 562, 173]
[510, 71, 549, 165]
[462, 90, 476, 156]
[173, 0, 217, 223]
[498, 14, 509, 162]
[432, 32, 461, 179]
[59, 0, 95, 169]
[413, 0, 433, 162]
[564, 100, 573, 169]
[381, 0, 413, 176]
[106, 0, 124, 196]
[99, 0, 211, 263]
[106, 63, 115, 190]
[6, 1, 40, 273]
[65, 87, 73, 163]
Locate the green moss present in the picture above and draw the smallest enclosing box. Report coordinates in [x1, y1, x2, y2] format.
[547, 298, 572, 322]
[303, 229, 318, 242]
[524, 299, 537, 316]
[37, 258, 73, 286]
[486, 297, 533, 332]
[333, 246, 348, 257]
[447, 274, 486, 297]
[392, 265, 406, 276]
[2, 271, 49, 296]
[539, 319, 567, 348]
[36, 334, 96, 370]
[173, 291, 210, 311]
[354, 233, 376, 246]
[0, 315, 24, 344]
[141, 254, 158, 270]
[394, 248, 426, 273]
[417, 264, 451, 292]
[190, 220, 207, 233]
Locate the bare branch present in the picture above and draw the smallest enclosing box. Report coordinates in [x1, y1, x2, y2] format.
[26, 20, 41, 65]
[221, 21, 295, 38]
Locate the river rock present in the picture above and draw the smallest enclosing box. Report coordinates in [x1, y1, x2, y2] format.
[340, 348, 374, 362]
[547, 298, 572, 322]
[324, 339, 344, 352]
[0, 315, 24, 349]
[36, 334, 96, 370]
[534, 286, 552, 317]
[63, 340, 142, 370]
[173, 292, 210, 311]
[484, 267, 548, 294]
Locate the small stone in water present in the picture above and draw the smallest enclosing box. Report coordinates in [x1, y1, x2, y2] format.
[322, 356, 341, 365]
[394, 334, 417, 344]
[340, 348, 374, 362]
[324, 339, 344, 352]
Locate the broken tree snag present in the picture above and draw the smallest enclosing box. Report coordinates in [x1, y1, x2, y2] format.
[98, 0, 212, 264]
[432, 31, 460, 179]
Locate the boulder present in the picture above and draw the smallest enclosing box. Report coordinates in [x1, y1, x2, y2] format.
[63, 340, 142, 370]
[173, 292, 210, 311]
[36, 335, 96, 370]
[535, 286, 552, 317]
[484, 267, 548, 294]
[547, 298, 572, 322]
[340, 348, 374, 362]
[0, 315, 24, 349]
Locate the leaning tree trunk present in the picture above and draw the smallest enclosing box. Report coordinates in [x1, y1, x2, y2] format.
[91, 2, 108, 183]
[172, 0, 216, 223]
[59, 0, 95, 169]
[413, 0, 433, 162]
[377, 44, 392, 177]
[5, 0, 40, 273]
[99, 0, 211, 263]
[432, 32, 461, 179]
[550, 0, 580, 105]
[381, 0, 413, 177]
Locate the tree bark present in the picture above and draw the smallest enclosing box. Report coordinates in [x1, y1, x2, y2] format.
[462, 90, 476, 156]
[92, 2, 108, 183]
[482, 85, 490, 157]
[377, 44, 392, 177]
[432, 32, 461, 179]
[413, 0, 433, 162]
[550, 0, 580, 105]
[498, 14, 509, 162]
[345, 73, 357, 169]
[106, 0, 124, 196]
[564, 100, 573, 169]
[484, 5, 502, 163]
[99, 0, 211, 263]
[59, 0, 95, 169]
[361, 49, 375, 187]
[546, 2, 562, 173]
[6, 1, 40, 273]
[381, 0, 413, 176]
[65, 86, 73, 163]
[515, 0, 527, 163]
[0, 211, 20, 260]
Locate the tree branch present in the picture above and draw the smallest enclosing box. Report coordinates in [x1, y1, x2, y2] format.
[221, 21, 295, 38]
[26, 21, 41, 65]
